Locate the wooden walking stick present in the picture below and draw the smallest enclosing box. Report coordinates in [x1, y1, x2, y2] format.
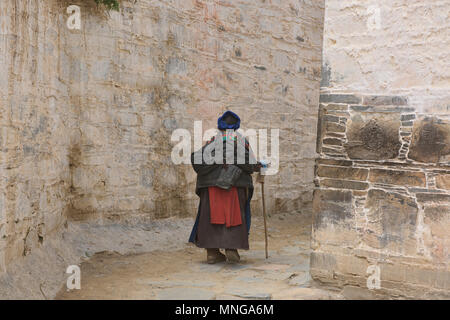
[257, 172, 268, 259]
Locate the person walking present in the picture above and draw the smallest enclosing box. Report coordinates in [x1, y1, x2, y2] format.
[188, 111, 261, 264]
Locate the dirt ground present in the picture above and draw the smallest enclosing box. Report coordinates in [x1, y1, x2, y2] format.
[56, 212, 345, 300]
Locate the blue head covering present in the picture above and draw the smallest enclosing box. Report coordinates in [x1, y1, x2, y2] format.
[217, 111, 240, 130]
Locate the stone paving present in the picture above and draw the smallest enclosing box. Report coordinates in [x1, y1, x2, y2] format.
[56, 212, 350, 300]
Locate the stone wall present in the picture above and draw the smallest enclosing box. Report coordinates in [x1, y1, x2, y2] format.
[66, 0, 325, 223]
[0, 0, 325, 273]
[312, 0, 450, 298]
[0, 0, 75, 273]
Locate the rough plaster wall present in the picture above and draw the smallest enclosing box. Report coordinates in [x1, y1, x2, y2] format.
[312, 0, 450, 298]
[0, 1, 76, 273]
[321, 0, 449, 114]
[0, 0, 325, 273]
[66, 0, 326, 222]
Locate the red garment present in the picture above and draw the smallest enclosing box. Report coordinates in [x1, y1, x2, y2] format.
[208, 186, 242, 227]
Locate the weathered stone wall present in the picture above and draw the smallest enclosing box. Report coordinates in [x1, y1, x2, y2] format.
[67, 0, 325, 223]
[312, 0, 450, 298]
[0, 0, 325, 273]
[0, 0, 76, 273]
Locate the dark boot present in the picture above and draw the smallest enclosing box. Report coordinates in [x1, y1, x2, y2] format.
[225, 249, 240, 263]
[206, 248, 226, 264]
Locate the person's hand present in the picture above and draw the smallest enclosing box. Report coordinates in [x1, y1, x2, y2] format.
[259, 160, 270, 168]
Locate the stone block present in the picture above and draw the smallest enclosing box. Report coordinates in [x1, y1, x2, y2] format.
[312, 189, 353, 230]
[435, 174, 450, 190]
[409, 117, 450, 163]
[320, 94, 361, 104]
[322, 147, 343, 154]
[323, 138, 343, 146]
[363, 189, 418, 252]
[344, 115, 401, 160]
[368, 169, 426, 187]
[320, 178, 368, 190]
[325, 122, 346, 133]
[350, 105, 414, 113]
[321, 103, 349, 112]
[316, 159, 353, 166]
[323, 115, 340, 123]
[401, 114, 416, 121]
[362, 95, 408, 106]
[317, 165, 368, 181]
[416, 193, 450, 203]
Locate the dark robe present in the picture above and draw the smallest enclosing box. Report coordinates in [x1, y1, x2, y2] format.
[190, 187, 249, 250]
[188, 125, 259, 249]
